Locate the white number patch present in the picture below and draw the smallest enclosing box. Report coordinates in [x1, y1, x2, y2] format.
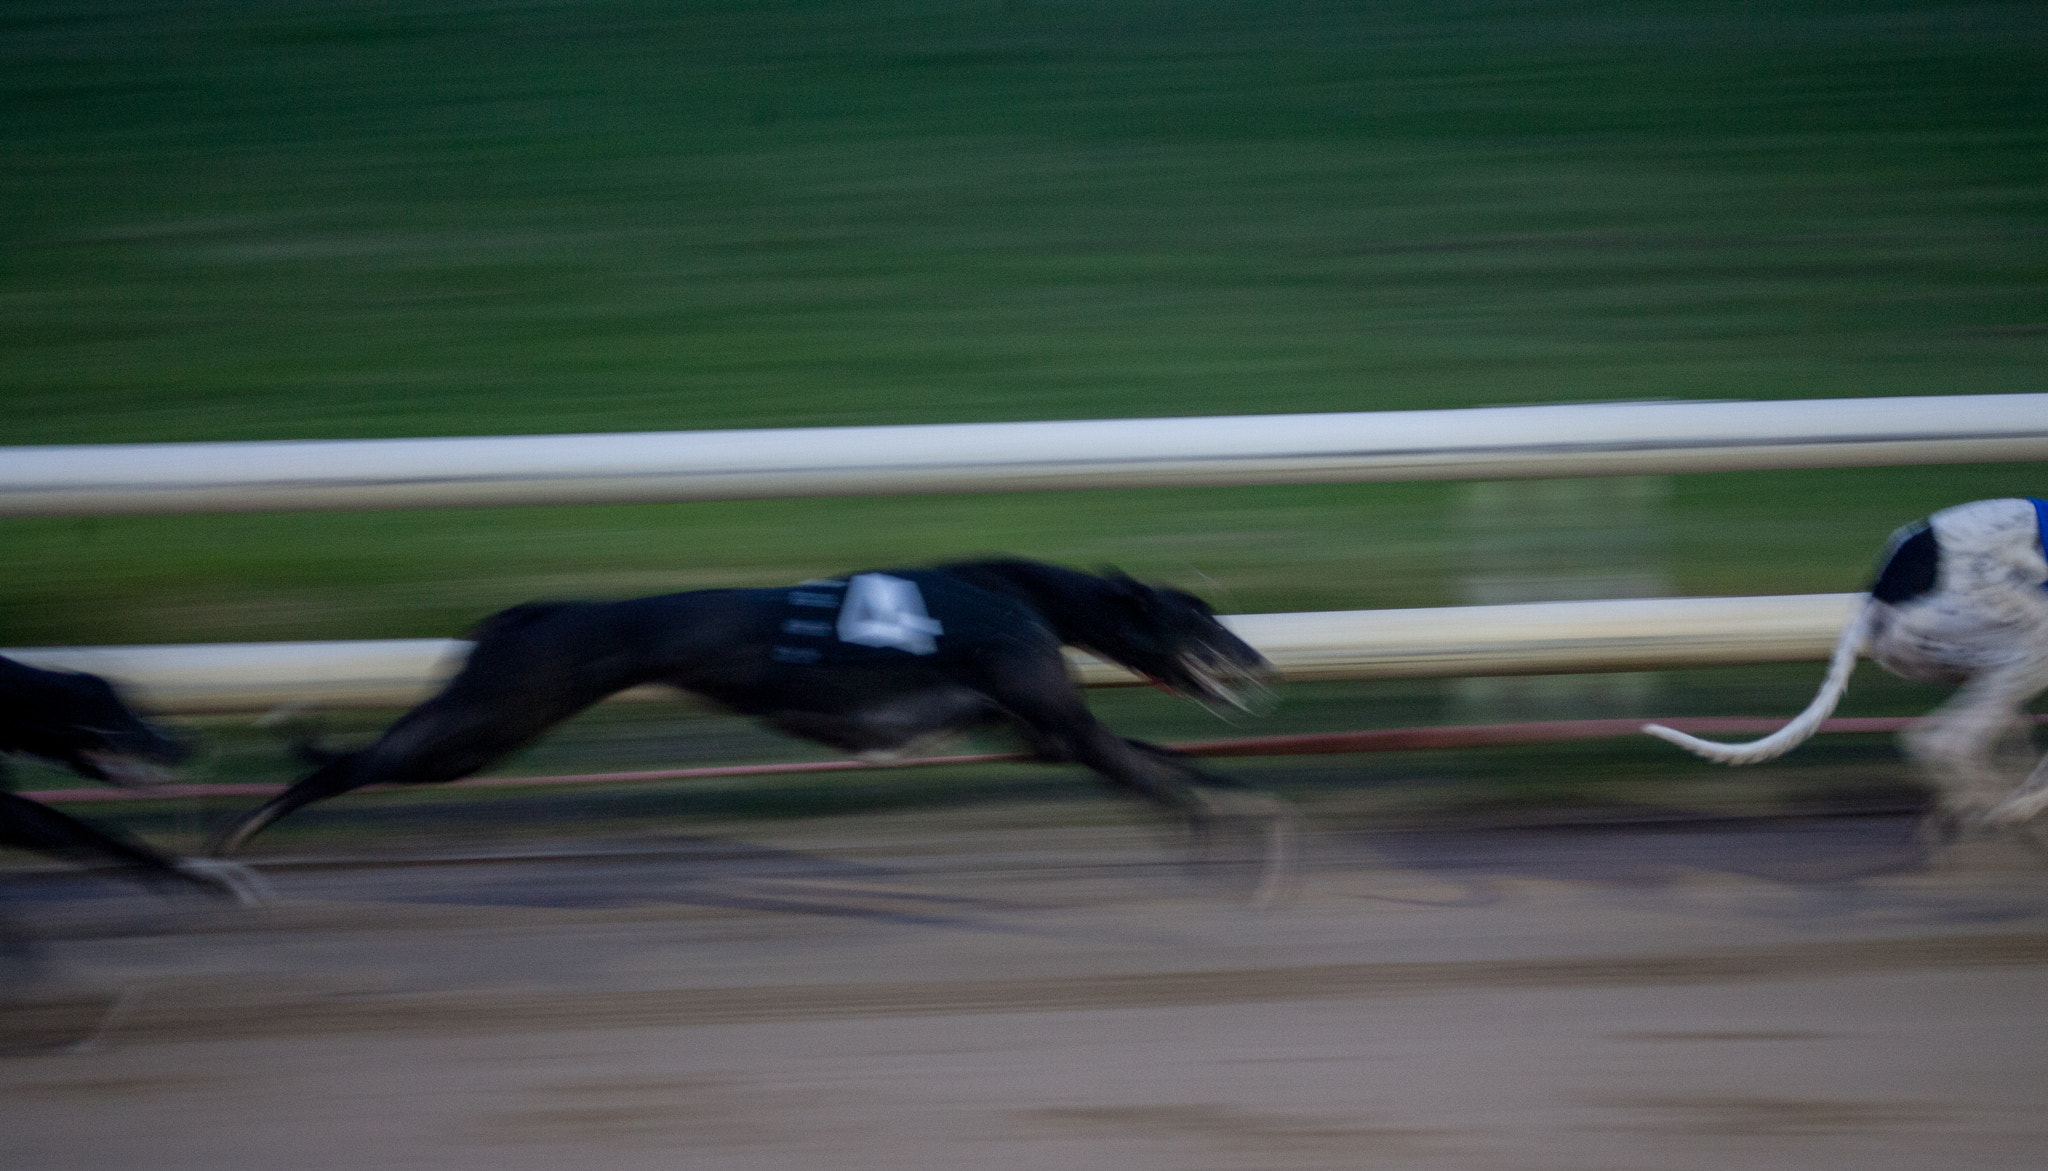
[836, 574, 944, 655]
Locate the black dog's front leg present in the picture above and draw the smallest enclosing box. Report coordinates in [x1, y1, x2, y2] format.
[1120, 737, 1256, 789]
[0, 791, 237, 899]
[1059, 725, 1297, 906]
[0, 790, 181, 875]
[984, 658, 1295, 902]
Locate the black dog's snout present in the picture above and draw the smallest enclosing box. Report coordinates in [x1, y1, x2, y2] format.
[94, 720, 191, 764]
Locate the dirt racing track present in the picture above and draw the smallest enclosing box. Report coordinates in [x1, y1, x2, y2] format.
[5, 810, 2048, 1170]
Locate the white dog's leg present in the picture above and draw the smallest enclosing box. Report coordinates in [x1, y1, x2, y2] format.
[1907, 653, 2048, 827]
[1904, 690, 2020, 825]
[1981, 674, 2048, 826]
[1986, 751, 2048, 825]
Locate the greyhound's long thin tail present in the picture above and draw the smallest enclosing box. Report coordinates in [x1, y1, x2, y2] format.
[1641, 598, 1872, 765]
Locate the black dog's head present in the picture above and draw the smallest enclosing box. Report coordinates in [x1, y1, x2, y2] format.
[1090, 572, 1274, 715]
[0, 658, 189, 787]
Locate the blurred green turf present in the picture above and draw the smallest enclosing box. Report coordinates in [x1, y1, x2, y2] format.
[7, 1, 2044, 444]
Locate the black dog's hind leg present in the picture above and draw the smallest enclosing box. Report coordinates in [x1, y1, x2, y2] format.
[213, 668, 628, 856]
[217, 598, 694, 855]
[212, 718, 536, 856]
[210, 753, 374, 858]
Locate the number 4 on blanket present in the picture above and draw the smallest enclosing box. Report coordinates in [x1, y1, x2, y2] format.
[836, 573, 944, 655]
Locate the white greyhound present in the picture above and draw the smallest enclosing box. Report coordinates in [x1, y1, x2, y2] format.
[1645, 497, 2048, 831]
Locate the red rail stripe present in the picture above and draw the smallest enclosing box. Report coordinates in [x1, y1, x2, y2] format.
[25, 714, 2001, 804]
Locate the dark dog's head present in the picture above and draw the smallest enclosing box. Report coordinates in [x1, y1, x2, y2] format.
[1090, 572, 1274, 715]
[1, 660, 189, 787]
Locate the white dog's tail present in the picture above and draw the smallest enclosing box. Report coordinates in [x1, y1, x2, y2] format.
[1641, 598, 1873, 765]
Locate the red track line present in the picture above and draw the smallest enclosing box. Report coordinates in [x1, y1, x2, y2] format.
[24, 713, 1993, 805]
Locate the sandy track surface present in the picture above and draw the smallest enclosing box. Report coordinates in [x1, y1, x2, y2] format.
[5, 811, 2048, 1169]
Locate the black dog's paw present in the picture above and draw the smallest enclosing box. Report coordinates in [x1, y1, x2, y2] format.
[171, 858, 274, 906]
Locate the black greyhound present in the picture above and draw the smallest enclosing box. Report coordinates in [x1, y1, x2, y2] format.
[0, 655, 264, 903]
[215, 559, 1292, 894]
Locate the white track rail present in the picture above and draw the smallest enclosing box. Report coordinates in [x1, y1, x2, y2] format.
[3, 396, 2044, 516]
[3, 594, 1859, 714]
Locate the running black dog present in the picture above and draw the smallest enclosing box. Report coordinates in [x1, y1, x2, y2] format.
[1, 655, 262, 902]
[214, 559, 1291, 891]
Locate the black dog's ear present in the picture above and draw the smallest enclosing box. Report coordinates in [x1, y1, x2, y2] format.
[1098, 567, 1154, 602]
